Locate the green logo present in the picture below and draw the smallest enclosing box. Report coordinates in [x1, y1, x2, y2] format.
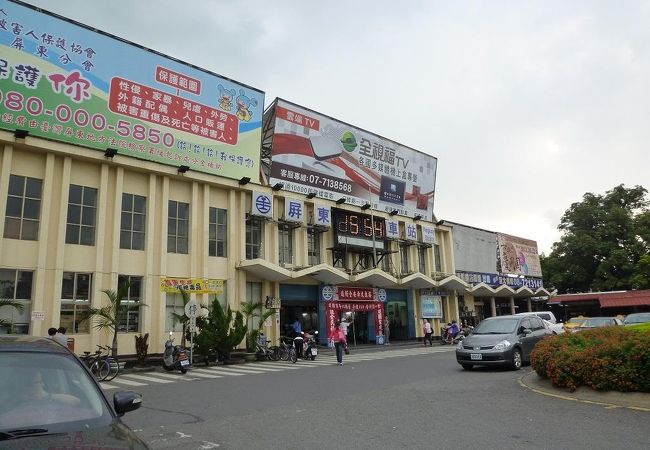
[340, 131, 357, 152]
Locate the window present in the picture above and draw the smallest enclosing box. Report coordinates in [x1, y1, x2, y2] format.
[117, 275, 142, 333]
[358, 254, 371, 270]
[168, 200, 189, 254]
[65, 184, 97, 246]
[165, 293, 184, 332]
[278, 223, 293, 266]
[120, 193, 146, 250]
[307, 228, 321, 266]
[209, 207, 227, 257]
[418, 246, 427, 274]
[4, 174, 42, 240]
[399, 242, 409, 274]
[382, 244, 392, 272]
[60, 272, 91, 333]
[0, 269, 33, 334]
[245, 216, 263, 259]
[333, 250, 346, 269]
[433, 244, 442, 273]
[246, 282, 262, 331]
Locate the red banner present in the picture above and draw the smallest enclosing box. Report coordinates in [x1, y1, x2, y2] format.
[325, 301, 385, 341]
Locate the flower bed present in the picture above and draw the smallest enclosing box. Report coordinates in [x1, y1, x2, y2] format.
[531, 326, 650, 392]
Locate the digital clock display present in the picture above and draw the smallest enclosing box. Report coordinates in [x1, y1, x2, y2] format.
[332, 209, 386, 250]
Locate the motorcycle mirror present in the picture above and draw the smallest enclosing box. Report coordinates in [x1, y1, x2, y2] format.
[169, 331, 173, 337]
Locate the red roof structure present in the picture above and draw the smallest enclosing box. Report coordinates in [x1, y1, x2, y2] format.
[549, 289, 650, 308]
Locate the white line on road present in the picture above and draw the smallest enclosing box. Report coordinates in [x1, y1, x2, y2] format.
[120, 373, 175, 384]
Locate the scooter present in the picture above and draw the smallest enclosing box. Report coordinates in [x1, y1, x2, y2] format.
[163, 332, 190, 373]
[440, 326, 468, 345]
[304, 330, 319, 360]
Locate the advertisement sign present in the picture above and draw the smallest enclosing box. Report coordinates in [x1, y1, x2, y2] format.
[420, 295, 442, 319]
[496, 233, 542, 277]
[0, 0, 264, 180]
[160, 277, 224, 294]
[456, 270, 544, 290]
[325, 301, 384, 340]
[268, 99, 437, 220]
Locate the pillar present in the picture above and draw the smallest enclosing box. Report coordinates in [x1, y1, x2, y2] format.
[490, 297, 496, 317]
[527, 298, 532, 312]
[510, 297, 515, 315]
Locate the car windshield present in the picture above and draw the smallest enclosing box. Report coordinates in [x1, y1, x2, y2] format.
[568, 317, 586, 324]
[0, 352, 113, 433]
[624, 313, 650, 324]
[472, 318, 519, 334]
[581, 318, 612, 327]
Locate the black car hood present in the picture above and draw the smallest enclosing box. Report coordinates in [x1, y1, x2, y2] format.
[0, 421, 149, 450]
[463, 333, 512, 347]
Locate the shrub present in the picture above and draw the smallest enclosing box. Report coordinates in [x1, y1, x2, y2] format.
[531, 327, 650, 392]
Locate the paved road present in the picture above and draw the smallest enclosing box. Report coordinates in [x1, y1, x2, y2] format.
[117, 346, 649, 450]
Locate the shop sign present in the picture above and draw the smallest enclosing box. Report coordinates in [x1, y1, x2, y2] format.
[0, 0, 264, 180]
[420, 295, 443, 319]
[422, 226, 436, 244]
[314, 205, 331, 227]
[385, 219, 399, 239]
[456, 270, 543, 290]
[325, 301, 385, 339]
[160, 277, 224, 294]
[31, 311, 45, 321]
[335, 286, 375, 302]
[284, 198, 304, 223]
[268, 99, 437, 220]
[251, 191, 273, 218]
[264, 296, 281, 309]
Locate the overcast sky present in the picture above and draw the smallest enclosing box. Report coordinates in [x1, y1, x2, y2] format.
[23, 0, 650, 254]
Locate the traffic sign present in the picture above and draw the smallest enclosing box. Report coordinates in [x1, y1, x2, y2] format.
[184, 299, 200, 318]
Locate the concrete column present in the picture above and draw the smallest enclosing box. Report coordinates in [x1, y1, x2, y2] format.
[510, 297, 515, 315]
[527, 298, 532, 312]
[490, 297, 496, 317]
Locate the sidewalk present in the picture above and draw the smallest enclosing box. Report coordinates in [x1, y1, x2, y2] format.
[317, 339, 441, 355]
[519, 371, 650, 412]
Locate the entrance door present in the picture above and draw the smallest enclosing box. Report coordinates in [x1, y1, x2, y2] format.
[351, 312, 369, 344]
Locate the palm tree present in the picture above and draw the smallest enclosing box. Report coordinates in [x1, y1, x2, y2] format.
[241, 300, 275, 352]
[0, 298, 24, 332]
[81, 282, 142, 357]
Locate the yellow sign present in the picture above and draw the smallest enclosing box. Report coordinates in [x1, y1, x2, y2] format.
[160, 277, 224, 294]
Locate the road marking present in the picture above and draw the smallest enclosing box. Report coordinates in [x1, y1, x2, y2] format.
[107, 377, 147, 387]
[192, 368, 241, 377]
[207, 366, 273, 375]
[153, 372, 200, 381]
[120, 373, 175, 384]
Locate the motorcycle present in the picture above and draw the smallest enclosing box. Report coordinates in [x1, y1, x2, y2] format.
[163, 332, 190, 373]
[440, 325, 469, 345]
[304, 330, 319, 360]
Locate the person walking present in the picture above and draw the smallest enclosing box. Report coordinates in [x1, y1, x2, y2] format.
[423, 319, 433, 346]
[331, 321, 347, 366]
[383, 316, 390, 344]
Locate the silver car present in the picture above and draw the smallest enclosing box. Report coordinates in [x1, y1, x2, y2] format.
[456, 315, 552, 371]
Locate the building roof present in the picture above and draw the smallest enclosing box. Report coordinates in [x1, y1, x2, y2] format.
[548, 289, 650, 308]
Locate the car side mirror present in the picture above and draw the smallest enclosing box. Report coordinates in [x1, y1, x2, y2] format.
[522, 328, 532, 336]
[114, 391, 142, 416]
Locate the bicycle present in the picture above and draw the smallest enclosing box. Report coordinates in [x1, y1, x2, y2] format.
[79, 345, 120, 382]
[255, 336, 280, 361]
[279, 336, 297, 363]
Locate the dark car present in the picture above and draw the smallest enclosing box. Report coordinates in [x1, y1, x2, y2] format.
[456, 315, 552, 371]
[0, 336, 149, 449]
[623, 313, 650, 326]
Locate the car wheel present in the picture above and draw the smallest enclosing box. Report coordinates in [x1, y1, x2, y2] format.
[461, 364, 473, 371]
[510, 348, 522, 370]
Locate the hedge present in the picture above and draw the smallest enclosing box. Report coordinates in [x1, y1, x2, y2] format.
[531, 326, 650, 392]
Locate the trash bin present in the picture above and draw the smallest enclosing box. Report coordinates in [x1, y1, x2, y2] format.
[66, 337, 74, 352]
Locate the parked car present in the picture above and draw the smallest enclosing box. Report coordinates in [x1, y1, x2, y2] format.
[0, 336, 149, 449]
[563, 316, 588, 332]
[542, 319, 565, 335]
[623, 312, 650, 326]
[576, 317, 623, 331]
[456, 315, 553, 371]
[515, 311, 558, 324]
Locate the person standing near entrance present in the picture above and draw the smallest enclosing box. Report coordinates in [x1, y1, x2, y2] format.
[423, 319, 433, 346]
[383, 316, 390, 344]
[331, 322, 347, 365]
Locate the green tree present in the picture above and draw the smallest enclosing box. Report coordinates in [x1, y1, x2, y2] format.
[81, 282, 143, 357]
[541, 184, 650, 293]
[0, 299, 24, 332]
[240, 300, 275, 352]
[194, 297, 247, 361]
[169, 288, 191, 347]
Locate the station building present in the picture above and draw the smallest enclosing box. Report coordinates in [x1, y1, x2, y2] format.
[0, 1, 548, 356]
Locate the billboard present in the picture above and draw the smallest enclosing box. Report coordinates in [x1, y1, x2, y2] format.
[268, 99, 438, 221]
[497, 233, 542, 277]
[0, 0, 264, 180]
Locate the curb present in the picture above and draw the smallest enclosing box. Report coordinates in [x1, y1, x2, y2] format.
[518, 371, 650, 412]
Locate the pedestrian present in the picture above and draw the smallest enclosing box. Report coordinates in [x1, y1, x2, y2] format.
[55, 326, 67, 347]
[45, 327, 57, 340]
[331, 321, 347, 365]
[423, 319, 433, 346]
[383, 316, 390, 344]
[291, 317, 302, 337]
